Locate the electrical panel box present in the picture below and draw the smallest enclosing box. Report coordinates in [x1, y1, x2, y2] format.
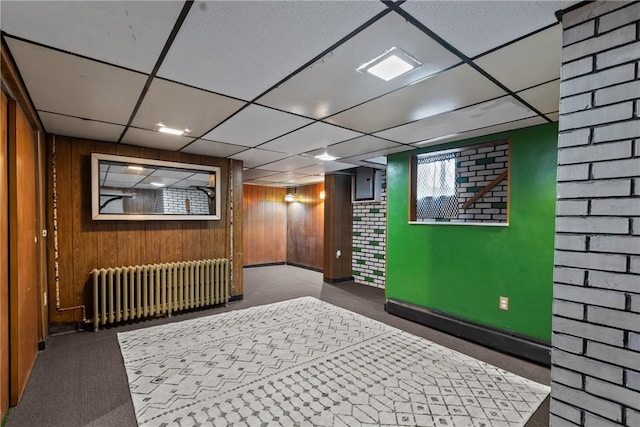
[353, 167, 382, 203]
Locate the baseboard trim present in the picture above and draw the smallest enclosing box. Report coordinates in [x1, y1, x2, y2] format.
[243, 262, 286, 268]
[385, 299, 551, 366]
[323, 276, 354, 284]
[286, 262, 323, 273]
[229, 294, 244, 302]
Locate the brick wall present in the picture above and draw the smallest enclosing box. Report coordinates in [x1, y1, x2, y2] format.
[455, 143, 509, 223]
[158, 187, 210, 215]
[551, 2, 640, 426]
[352, 170, 386, 288]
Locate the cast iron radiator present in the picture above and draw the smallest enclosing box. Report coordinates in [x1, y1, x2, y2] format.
[91, 259, 229, 331]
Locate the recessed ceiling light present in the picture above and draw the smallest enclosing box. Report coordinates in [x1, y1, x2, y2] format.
[150, 182, 165, 187]
[157, 122, 189, 136]
[158, 126, 185, 136]
[357, 47, 421, 82]
[315, 153, 338, 161]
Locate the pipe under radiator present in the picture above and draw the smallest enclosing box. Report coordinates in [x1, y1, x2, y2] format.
[91, 259, 229, 331]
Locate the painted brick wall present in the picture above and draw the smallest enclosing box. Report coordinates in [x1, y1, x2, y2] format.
[456, 143, 509, 223]
[158, 188, 210, 215]
[551, 2, 640, 426]
[352, 170, 386, 288]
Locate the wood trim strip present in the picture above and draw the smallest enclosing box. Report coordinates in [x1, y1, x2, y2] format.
[1, 38, 45, 134]
[462, 170, 509, 210]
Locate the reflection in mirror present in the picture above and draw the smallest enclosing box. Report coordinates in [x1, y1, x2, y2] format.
[91, 153, 221, 220]
[410, 139, 509, 225]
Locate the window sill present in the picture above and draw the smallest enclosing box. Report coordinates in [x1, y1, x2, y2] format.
[408, 221, 509, 227]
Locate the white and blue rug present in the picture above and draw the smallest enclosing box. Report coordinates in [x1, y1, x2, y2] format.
[118, 297, 549, 426]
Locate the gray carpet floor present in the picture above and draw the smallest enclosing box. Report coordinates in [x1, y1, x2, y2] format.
[5, 265, 550, 427]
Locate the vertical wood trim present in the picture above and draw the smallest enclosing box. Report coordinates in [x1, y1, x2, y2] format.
[408, 155, 417, 221]
[0, 91, 10, 421]
[35, 131, 47, 343]
[323, 174, 352, 281]
[232, 160, 243, 295]
[8, 100, 39, 405]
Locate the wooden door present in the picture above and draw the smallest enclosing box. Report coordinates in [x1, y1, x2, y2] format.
[8, 100, 39, 405]
[0, 92, 9, 420]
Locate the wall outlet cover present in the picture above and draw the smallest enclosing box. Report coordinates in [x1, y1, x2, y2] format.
[499, 296, 509, 311]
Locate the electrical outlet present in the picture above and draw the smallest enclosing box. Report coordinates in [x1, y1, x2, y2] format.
[499, 296, 509, 311]
[336, 250, 341, 258]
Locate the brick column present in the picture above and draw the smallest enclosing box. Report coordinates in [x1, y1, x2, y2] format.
[551, 2, 640, 426]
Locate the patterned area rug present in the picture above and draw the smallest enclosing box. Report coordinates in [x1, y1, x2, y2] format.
[118, 297, 549, 427]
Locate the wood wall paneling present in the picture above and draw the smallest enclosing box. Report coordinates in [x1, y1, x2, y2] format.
[48, 137, 241, 325]
[287, 183, 324, 270]
[232, 160, 243, 295]
[242, 185, 287, 266]
[8, 100, 40, 405]
[323, 174, 353, 282]
[1, 91, 9, 421]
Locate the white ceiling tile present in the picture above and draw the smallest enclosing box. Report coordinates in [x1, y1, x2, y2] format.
[475, 26, 562, 92]
[158, 1, 386, 100]
[518, 80, 561, 115]
[203, 105, 312, 147]
[546, 112, 560, 122]
[258, 172, 309, 183]
[256, 156, 319, 172]
[180, 139, 246, 158]
[303, 136, 403, 159]
[291, 175, 325, 185]
[295, 161, 358, 175]
[243, 169, 281, 180]
[132, 78, 246, 136]
[402, 1, 566, 57]
[260, 122, 362, 155]
[121, 127, 195, 151]
[414, 117, 548, 149]
[375, 96, 538, 144]
[339, 145, 414, 164]
[39, 111, 124, 142]
[257, 13, 461, 119]
[6, 38, 146, 124]
[230, 149, 290, 168]
[0, 1, 183, 73]
[364, 156, 387, 166]
[325, 65, 505, 133]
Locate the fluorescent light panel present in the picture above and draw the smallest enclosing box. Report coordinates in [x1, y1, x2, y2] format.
[357, 47, 421, 82]
[315, 153, 338, 161]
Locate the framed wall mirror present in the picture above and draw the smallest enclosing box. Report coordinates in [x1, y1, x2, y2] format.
[91, 153, 221, 221]
[409, 139, 510, 225]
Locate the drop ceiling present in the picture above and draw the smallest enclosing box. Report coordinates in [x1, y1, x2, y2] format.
[0, 0, 571, 187]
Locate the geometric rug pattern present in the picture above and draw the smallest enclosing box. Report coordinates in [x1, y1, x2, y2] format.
[118, 297, 549, 426]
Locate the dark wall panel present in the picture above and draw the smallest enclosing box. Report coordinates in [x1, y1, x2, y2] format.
[287, 183, 324, 270]
[242, 185, 287, 265]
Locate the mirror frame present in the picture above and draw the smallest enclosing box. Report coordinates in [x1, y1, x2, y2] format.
[91, 153, 221, 221]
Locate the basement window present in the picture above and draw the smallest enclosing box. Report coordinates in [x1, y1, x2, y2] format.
[409, 139, 511, 225]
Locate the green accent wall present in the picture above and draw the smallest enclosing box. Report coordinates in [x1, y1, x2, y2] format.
[386, 123, 558, 342]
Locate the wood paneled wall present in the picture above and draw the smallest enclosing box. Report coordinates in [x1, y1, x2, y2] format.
[243, 185, 287, 265]
[323, 174, 353, 282]
[8, 100, 40, 405]
[287, 183, 324, 270]
[49, 136, 243, 324]
[0, 91, 9, 421]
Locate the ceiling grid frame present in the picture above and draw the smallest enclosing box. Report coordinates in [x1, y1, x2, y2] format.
[0, 0, 572, 186]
